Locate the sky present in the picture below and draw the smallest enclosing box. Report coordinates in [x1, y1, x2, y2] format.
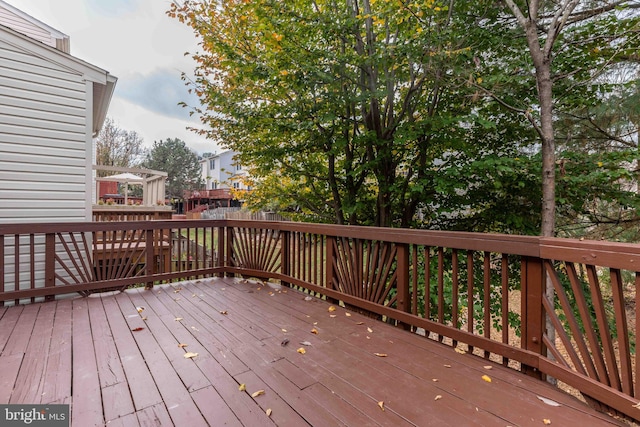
[11, 0, 220, 155]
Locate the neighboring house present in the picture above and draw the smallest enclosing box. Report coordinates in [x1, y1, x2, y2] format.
[200, 150, 250, 192]
[0, 0, 117, 224]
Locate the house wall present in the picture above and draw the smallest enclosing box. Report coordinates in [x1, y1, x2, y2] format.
[0, 38, 89, 223]
[201, 150, 249, 191]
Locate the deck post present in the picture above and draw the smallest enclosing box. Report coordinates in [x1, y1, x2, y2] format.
[45, 233, 56, 301]
[145, 228, 155, 289]
[521, 255, 545, 379]
[280, 230, 290, 287]
[396, 243, 411, 330]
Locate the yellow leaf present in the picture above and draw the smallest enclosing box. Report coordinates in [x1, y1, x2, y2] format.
[311, 328, 319, 334]
[345, 313, 352, 317]
[444, 364, 451, 368]
[435, 395, 442, 401]
[374, 353, 388, 357]
[183, 352, 198, 359]
[482, 375, 492, 383]
[377, 401, 385, 411]
[251, 390, 265, 397]
[266, 408, 272, 417]
[178, 343, 188, 348]
[543, 420, 551, 425]
[356, 321, 364, 325]
[328, 306, 337, 312]
[367, 327, 373, 333]
[281, 328, 287, 333]
[136, 306, 145, 313]
[238, 383, 246, 391]
[297, 347, 306, 354]
[141, 316, 147, 321]
[454, 347, 466, 354]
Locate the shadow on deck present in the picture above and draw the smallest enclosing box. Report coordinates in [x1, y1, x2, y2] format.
[0, 278, 623, 426]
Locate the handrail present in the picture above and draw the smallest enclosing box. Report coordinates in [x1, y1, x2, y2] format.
[0, 219, 638, 421]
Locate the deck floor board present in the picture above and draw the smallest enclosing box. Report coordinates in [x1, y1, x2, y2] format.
[0, 277, 626, 426]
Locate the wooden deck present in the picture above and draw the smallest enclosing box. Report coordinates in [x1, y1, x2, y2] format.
[0, 277, 623, 426]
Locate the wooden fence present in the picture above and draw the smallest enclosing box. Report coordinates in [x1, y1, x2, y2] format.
[1, 219, 639, 421]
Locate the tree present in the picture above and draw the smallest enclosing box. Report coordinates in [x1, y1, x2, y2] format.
[170, 0, 486, 227]
[142, 138, 202, 200]
[95, 117, 145, 174]
[170, 0, 640, 237]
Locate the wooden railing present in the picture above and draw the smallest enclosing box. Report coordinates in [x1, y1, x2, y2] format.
[1, 219, 639, 421]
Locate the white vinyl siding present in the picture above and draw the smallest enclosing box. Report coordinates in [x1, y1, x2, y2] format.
[0, 39, 88, 224]
[0, 6, 57, 48]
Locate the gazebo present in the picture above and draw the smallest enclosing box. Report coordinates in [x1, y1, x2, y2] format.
[94, 165, 168, 207]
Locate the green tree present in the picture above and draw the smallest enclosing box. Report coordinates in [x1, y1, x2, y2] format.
[143, 138, 202, 200]
[171, 0, 640, 237]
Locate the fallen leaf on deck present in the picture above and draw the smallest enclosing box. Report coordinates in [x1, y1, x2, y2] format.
[310, 328, 319, 334]
[174, 289, 181, 293]
[266, 408, 272, 417]
[281, 328, 288, 333]
[483, 365, 492, 370]
[444, 364, 451, 368]
[238, 383, 246, 391]
[178, 343, 188, 348]
[454, 348, 466, 354]
[377, 401, 385, 411]
[367, 327, 373, 333]
[345, 312, 352, 317]
[131, 327, 144, 332]
[191, 326, 200, 332]
[141, 317, 147, 321]
[542, 419, 551, 425]
[366, 336, 371, 340]
[633, 402, 640, 409]
[536, 396, 561, 407]
[300, 341, 312, 346]
[374, 353, 388, 357]
[136, 306, 145, 313]
[281, 339, 290, 346]
[329, 315, 337, 318]
[481, 375, 492, 383]
[435, 395, 442, 401]
[220, 310, 228, 315]
[251, 390, 265, 397]
[183, 352, 198, 359]
[304, 296, 313, 301]
[432, 378, 438, 382]
[328, 306, 337, 312]
[175, 317, 183, 321]
[356, 322, 364, 325]
[297, 348, 306, 354]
